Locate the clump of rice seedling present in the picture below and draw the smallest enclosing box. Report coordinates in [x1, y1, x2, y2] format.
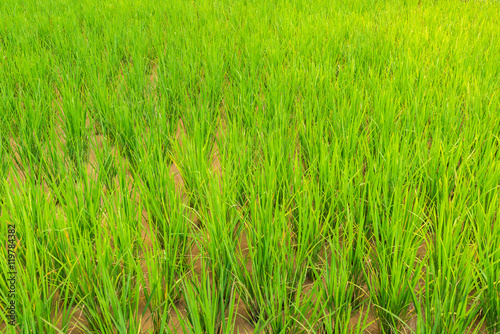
[41, 128, 68, 201]
[291, 175, 329, 280]
[473, 187, 500, 333]
[321, 217, 368, 333]
[232, 177, 320, 333]
[57, 169, 102, 242]
[0, 135, 9, 205]
[71, 233, 143, 333]
[411, 189, 483, 333]
[94, 139, 118, 191]
[138, 147, 191, 332]
[196, 175, 242, 312]
[13, 99, 48, 184]
[174, 136, 212, 212]
[218, 122, 256, 208]
[176, 259, 239, 334]
[60, 88, 89, 170]
[1, 178, 80, 332]
[364, 185, 425, 334]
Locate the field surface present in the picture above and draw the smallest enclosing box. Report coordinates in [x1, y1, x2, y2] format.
[1, 0, 500, 333]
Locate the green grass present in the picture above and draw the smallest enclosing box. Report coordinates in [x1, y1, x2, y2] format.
[1, 0, 500, 333]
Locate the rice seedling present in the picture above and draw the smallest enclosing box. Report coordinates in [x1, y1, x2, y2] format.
[475, 196, 500, 333]
[12, 98, 49, 184]
[410, 184, 484, 333]
[175, 260, 239, 334]
[94, 138, 118, 192]
[174, 110, 216, 211]
[231, 169, 323, 333]
[70, 232, 144, 333]
[196, 175, 241, 307]
[321, 218, 368, 333]
[57, 166, 102, 242]
[41, 128, 69, 200]
[60, 86, 89, 171]
[138, 146, 192, 332]
[217, 122, 256, 208]
[290, 174, 328, 280]
[364, 185, 425, 333]
[0, 176, 81, 332]
[0, 136, 9, 206]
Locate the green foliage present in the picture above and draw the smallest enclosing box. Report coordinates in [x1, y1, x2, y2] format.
[0, 0, 499, 332]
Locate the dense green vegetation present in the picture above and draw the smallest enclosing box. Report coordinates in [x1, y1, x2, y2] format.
[0, 0, 499, 333]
